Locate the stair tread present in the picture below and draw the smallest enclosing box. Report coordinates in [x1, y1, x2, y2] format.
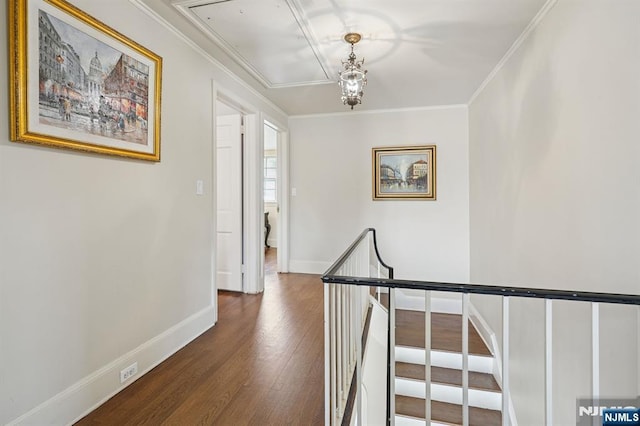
[396, 310, 492, 356]
[396, 362, 501, 392]
[396, 395, 502, 426]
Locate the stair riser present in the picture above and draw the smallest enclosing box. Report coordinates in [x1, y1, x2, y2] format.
[396, 347, 494, 374]
[395, 378, 502, 411]
[395, 416, 452, 426]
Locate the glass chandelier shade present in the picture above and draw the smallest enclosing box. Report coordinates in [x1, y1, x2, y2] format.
[338, 33, 367, 109]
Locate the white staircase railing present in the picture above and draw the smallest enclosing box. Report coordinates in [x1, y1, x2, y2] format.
[323, 228, 640, 426]
[324, 229, 391, 425]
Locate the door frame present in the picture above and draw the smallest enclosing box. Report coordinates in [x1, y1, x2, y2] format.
[213, 83, 282, 297]
[263, 117, 289, 273]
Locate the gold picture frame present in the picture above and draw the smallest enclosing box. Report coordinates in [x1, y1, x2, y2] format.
[9, 0, 162, 161]
[372, 145, 436, 200]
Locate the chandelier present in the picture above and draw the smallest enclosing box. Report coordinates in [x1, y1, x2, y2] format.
[338, 33, 367, 110]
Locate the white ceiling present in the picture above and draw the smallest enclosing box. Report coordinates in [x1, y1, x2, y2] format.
[143, 0, 549, 115]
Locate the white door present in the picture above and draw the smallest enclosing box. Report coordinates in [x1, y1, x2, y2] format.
[216, 114, 243, 292]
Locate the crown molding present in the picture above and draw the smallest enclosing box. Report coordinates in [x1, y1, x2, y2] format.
[129, 0, 288, 118]
[468, 0, 559, 106]
[289, 103, 468, 120]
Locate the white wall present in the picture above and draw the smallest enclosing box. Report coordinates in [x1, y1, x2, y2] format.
[469, 0, 640, 424]
[0, 0, 285, 424]
[288, 107, 469, 282]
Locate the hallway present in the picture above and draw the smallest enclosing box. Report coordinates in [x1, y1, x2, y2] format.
[77, 249, 324, 425]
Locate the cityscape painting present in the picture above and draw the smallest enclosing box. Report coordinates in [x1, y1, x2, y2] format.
[372, 145, 436, 200]
[9, 0, 162, 161]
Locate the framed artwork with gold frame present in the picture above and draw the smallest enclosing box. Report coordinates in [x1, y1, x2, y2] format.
[372, 145, 436, 200]
[8, 0, 162, 161]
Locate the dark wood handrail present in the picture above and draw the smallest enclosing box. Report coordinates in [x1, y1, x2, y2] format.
[323, 228, 394, 278]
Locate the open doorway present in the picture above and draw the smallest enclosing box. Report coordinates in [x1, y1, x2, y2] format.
[213, 86, 289, 319]
[262, 119, 288, 275]
[214, 91, 273, 298]
[263, 122, 278, 271]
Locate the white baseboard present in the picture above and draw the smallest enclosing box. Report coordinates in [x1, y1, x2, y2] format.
[8, 305, 216, 426]
[396, 290, 463, 314]
[395, 416, 449, 426]
[469, 304, 497, 357]
[289, 259, 331, 275]
[468, 304, 519, 426]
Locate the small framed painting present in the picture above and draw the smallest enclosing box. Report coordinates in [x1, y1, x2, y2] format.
[9, 0, 162, 161]
[372, 145, 436, 200]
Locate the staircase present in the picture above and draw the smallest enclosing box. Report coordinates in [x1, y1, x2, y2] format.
[325, 229, 640, 426]
[393, 309, 502, 425]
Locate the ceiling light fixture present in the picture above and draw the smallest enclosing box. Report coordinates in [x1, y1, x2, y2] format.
[338, 32, 367, 110]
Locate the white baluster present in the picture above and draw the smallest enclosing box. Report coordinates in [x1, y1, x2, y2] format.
[331, 284, 338, 424]
[324, 284, 331, 425]
[425, 291, 432, 425]
[462, 293, 469, 426]
[390, 288, 396, 426]
[338, 285, 344, 414]
[355, 280, 363, 425]
[592, 303, 600, 426]
[502, 297, 510, 426]
[545, 299, 552, 426]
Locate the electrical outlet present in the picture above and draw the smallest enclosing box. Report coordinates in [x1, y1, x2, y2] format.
[120, 362, 138, 383]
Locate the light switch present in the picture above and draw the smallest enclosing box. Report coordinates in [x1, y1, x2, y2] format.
[291, 187, 297, 196]
[196, 180, 204, 195]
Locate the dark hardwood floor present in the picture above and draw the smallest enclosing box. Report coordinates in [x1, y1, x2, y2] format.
[76, 248, 325, 425]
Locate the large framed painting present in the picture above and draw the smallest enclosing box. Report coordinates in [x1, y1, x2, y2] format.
[372, 145, 436, 200]
[9, 0, 162, 161]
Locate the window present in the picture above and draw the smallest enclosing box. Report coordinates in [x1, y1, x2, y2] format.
[264, 155, 277, 202]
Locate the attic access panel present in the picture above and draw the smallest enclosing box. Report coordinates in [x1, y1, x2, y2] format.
[189, 0, 331, 87]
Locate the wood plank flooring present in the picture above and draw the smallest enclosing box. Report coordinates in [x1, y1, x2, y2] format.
[76, 249, 324, 425]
